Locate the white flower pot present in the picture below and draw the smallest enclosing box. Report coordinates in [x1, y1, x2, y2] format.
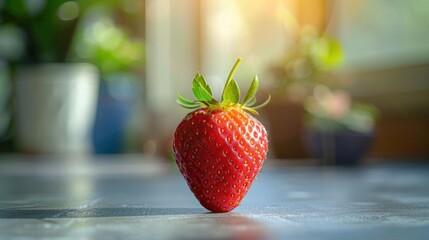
[15, 63, 99, 154]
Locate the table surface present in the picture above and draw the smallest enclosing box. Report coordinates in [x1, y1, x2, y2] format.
[0, 155, 428, 240]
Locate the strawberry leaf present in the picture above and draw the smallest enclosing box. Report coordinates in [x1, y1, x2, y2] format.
[242, 75, 259, 106]
[177, 101, 200, 109]
[242, 106, 259, 115]
[192, 73, 214, 102]
[177, 92, 197, 105]
[195, 73, 213, 95]
[246, 96, 257, 107]
[222, 78, 240, 105]
[252, 95, 271, 110]
[177, 57, 270, 113]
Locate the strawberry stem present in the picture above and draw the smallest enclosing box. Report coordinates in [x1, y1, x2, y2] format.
[222, 58, 243, 102]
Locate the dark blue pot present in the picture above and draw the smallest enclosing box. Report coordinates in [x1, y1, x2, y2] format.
[92, 74, 137, 154]
[304, 130, 374, 165]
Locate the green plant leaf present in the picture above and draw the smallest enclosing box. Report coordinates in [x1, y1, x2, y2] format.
[312, 37, 343, 69]
[192, 73, 214, 102]
[222, 78, 240, 105]
[242, 75, 259, 106]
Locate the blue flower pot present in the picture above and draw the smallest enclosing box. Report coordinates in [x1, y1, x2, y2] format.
[92, 74, 137, 154]
[304, 130, 374, 165]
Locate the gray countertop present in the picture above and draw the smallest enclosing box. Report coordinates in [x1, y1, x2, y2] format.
[0, 155, 428, 240]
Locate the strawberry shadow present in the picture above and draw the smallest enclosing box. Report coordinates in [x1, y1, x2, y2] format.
[0, 207, 207, 218]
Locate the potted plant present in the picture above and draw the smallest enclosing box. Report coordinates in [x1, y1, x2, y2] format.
[303, 85, 379, 165]
[71, 13, 144, 154]
[0, 0, 102, 154]
[263, 24, 344, 159]
[1, 0, 144, 154]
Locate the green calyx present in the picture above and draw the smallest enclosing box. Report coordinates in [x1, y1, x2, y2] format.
[177, 58, 271, 115]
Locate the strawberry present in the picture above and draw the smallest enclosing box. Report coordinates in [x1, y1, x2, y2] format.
[173, 58, 270, 213]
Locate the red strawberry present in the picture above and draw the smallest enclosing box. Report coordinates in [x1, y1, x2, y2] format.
[173, 58, 270, 213]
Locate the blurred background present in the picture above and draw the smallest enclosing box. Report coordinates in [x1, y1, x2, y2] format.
[0, 0, 428, 164]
